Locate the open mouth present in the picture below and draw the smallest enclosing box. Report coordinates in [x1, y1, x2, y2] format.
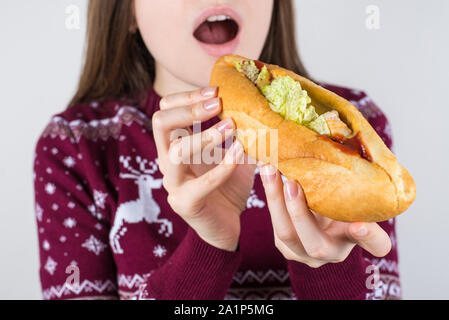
[193, 15, 240, 45]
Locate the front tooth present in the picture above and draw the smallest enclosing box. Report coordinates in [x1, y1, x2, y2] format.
[216, 15, 227, 21]
[207, 15, 218, 22]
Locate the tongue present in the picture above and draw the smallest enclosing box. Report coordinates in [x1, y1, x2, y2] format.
[194, 20, 239, 44]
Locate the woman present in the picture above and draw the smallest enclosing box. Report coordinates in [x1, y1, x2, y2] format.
[34, 0, 400, 300]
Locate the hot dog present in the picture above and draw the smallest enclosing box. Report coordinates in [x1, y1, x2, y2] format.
[210, 54, 416, 222]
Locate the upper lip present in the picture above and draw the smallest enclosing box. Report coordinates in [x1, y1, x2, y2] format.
[193, 6, 243, 34]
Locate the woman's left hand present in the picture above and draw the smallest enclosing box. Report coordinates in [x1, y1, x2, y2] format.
[258, 164, 392, 268]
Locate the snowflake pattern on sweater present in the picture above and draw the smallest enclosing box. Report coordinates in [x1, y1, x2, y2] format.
[34, 86, 401, 300]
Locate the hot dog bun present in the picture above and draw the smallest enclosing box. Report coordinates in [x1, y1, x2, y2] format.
[210, 54, 416, 222]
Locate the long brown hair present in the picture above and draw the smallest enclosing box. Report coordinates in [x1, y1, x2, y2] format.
[69, 0, 309, 107]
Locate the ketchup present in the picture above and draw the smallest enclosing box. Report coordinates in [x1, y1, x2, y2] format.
[254, 60, 265, 71]
[319, 133, 372, 161]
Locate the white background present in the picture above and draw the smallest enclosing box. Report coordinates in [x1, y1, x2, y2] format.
[0, 0, 448, 299]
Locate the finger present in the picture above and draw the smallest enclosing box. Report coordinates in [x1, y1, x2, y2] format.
[183, 141, 244, 201]
[258, 165, 307, 256]
[348, 222, 392, 257]
[168, 118, 235, 165]
[283, 180, 337, 260]
[159, 87, 218, 109]
[259, 165, 296, 239]
[164, 118, 234, 186]
[152, 97, 221, 152]
[274, 237, 326, 268]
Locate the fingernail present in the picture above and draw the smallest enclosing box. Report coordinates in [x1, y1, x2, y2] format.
[216, 118, 234, 134]
[203, 98, 220, 112]
[201, 87, 217, 98]
[260, 165, 276, 184]
[355, 225, 368, 237]
[284, 180, 298, 201]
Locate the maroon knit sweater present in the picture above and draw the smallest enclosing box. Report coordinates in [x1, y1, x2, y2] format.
[33, 84, 400, 300]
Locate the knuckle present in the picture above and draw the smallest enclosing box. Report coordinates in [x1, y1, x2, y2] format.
[273, 241, 293, 260]
[289, 206, 307, 220]
[152, 111, 164, 130]
[166, 194, 177, 209]
[187, 90, 196, 103]
[167, 192, 197, 219]
[332, 246, 353, 263]
[158, 163, 166, 175]
[307, 248, 325, 260]
[159, 162, 166, 178]
[306, 243, 330, 260]
[168, 138, 183, 162]
[191, 103, 202, 121]
[276, 230, 296, 244]
[282, 250, 296, 261]
[161, 176, 171, 191]
[159, 97, 168, 108]
[276, 248, 309, 265]
[278, 249, 290, 260]
[274, 237, 282, 250]
[203, 170, 218, 187]
[202, 129, 217, 146]
[167, 194, 191, 217]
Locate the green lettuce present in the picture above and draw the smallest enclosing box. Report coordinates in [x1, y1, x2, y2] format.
[232, 60, 243, 72]
[261, 76, 330, 135]
[255, 65, 270, 89]
[308, 116, 330, 135]
[232, 60, 330, 135]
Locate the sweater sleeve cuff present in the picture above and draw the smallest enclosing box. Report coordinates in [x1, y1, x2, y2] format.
[145, 228, 242, 299]
[287, 248, 370, 300]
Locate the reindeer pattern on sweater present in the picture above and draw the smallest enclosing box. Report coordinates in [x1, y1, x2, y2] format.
[34, 86, 401, 300]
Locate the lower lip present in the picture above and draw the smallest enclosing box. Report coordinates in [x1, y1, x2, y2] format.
[194, 31, 240, 57]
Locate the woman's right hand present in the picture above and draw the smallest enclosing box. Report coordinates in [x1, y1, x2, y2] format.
[152, 87, 256, 252]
